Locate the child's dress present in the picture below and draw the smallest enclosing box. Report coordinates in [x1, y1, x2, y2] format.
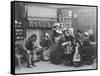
[73, 46, 80, 62]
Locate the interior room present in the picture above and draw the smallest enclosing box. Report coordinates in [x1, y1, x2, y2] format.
[14, 2, 97, 74]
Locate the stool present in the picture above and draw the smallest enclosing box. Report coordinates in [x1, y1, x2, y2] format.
[15, 54, 22, 71]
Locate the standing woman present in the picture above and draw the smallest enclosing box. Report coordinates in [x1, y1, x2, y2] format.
[79, 32, 93, 65]
[62, 28, 74, 65]
[50, 31, 65, 64]
[88, 29, 96, 62]
[52, 23, 63, 44]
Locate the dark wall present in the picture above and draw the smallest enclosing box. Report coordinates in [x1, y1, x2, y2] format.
[15, 3, 26, 21]
[72, 7, 96, 33]
[27, 5, 57, 18]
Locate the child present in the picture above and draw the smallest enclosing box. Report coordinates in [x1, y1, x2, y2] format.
[73, 40, 81, 67]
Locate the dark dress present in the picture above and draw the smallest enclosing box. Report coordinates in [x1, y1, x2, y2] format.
[40, 39, 51, 50]
[79, 38, 94, 64]
[52, 30, 62, 44]
[89, 34, 95, 42]
[63, 35, 74, 64]
[52, 30, 60, 38]
[75, 34, 84, 44]
[50, 36, 65, 64]
[89, 34, 96, 58]
[40, 39, 51, 60]
[64, 35, 74, 46]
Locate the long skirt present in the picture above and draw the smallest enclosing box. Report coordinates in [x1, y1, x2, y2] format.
[50, 46, 64, 64]
[79, 46, 95, 64]
[42, 48, 51, 60]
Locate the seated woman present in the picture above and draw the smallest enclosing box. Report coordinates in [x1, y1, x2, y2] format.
[88, 29, 96, 59]
[40, 33, 51, 61]
[79, 32, 94, 65]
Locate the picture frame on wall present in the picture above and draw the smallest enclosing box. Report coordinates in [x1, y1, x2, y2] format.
[11, 1, 98, 75]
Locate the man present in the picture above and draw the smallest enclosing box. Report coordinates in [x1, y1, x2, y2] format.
[23, 34, 37, 68]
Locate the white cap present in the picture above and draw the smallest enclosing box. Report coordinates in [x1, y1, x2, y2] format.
[54, 23, 60, 27]
[88, 29, 93, 35]
[63, 28, 68, 32]
[45, 33, 49, 37]
[84, 32, 89, 36]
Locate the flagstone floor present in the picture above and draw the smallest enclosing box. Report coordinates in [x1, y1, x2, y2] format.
[15, 60, 97, 74]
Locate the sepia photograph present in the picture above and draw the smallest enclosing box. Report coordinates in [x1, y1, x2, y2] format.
[11, 1, 98, 75]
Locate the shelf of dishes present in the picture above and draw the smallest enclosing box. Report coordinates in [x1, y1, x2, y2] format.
[14, 20, 25, 41]
[27, 20, 57, 28]
[15, 36, 24, 40]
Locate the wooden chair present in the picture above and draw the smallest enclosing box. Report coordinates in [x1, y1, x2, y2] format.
[15, 54, 22, 71]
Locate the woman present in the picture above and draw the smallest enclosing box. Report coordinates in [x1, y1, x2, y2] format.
[52, 23, 63, 44]
[88, 29, 96, 62]
[79, 32, 93, 65]
[62, 28, 74, 65]
[50, 33, 65, 64]
[40, 33, 51, 61]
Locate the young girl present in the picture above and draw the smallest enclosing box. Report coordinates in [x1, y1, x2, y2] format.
[73, 40, 81, 67]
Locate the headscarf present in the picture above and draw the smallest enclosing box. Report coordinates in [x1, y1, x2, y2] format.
[88, 29, 94, 35]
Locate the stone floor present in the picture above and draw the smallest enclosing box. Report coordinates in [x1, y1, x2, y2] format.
[15, 60, 97, 74]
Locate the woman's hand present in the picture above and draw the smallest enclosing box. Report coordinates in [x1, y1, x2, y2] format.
[27, 50, 31, 54]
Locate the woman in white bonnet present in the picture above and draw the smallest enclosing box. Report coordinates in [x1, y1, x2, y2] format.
[79, 31, 95, 65]
[88, 29, 93, 35]
[88, 29, 96, 43]
[88, 29, 96, 61]
[52, 23, 63, 44]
